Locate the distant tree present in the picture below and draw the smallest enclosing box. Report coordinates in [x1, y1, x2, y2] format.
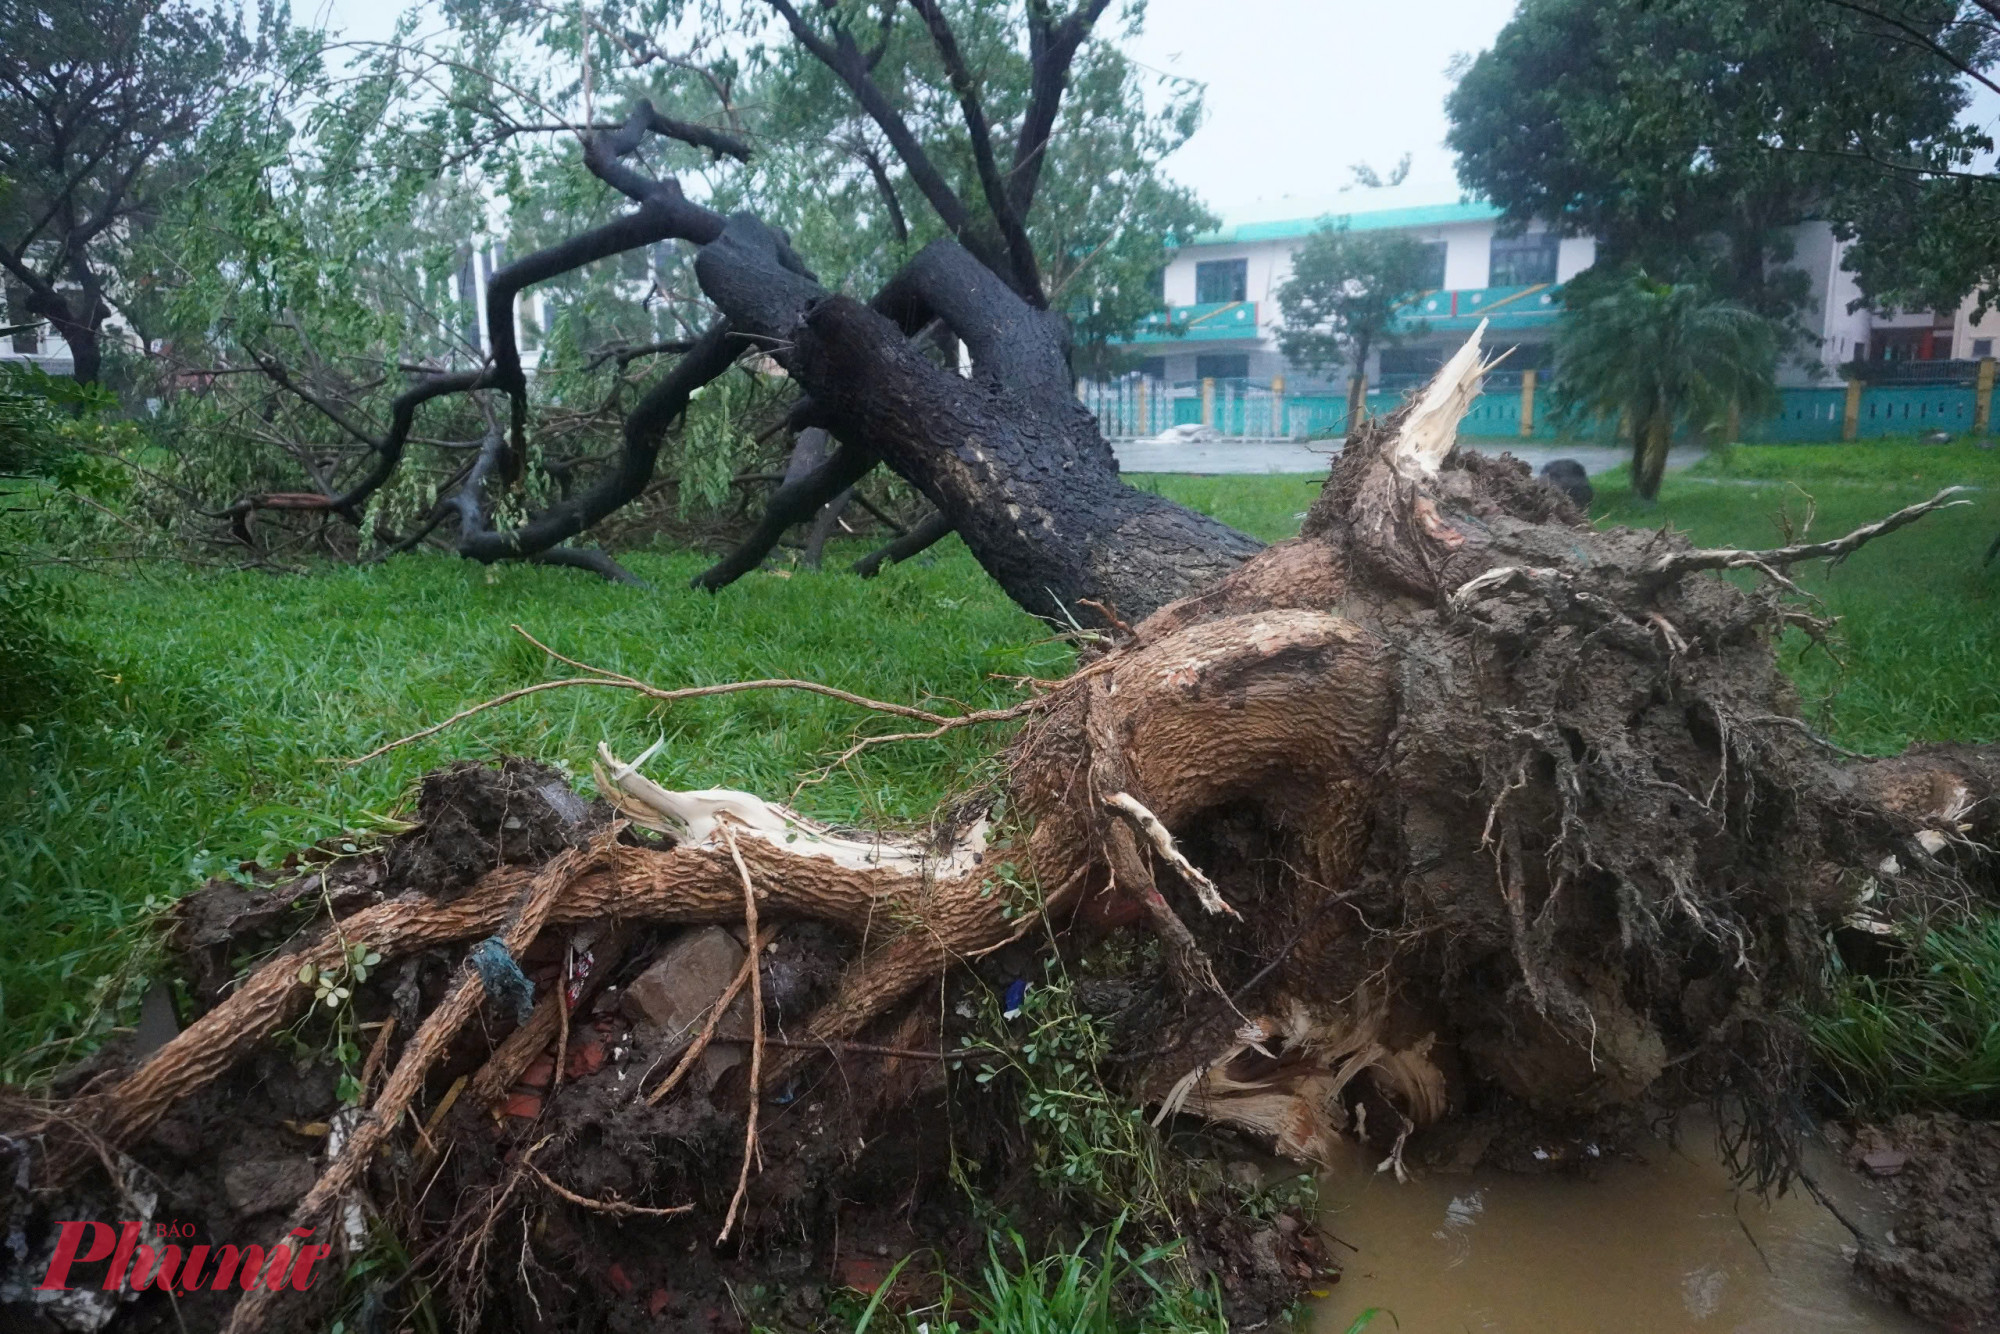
[0, 0, 258, 385]
[1276, 224, 1436, 433]
[1802, 0, 2000, 317]
[1445, 0, 1994, 340]
[1552, 272, 1777, 501]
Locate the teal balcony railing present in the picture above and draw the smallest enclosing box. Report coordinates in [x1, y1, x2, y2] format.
[1120, 300, 1259, 344]
[1393, 283, 1563, 334]
[1113, 286, 1563, 349]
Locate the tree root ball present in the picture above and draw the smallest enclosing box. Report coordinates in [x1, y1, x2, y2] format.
[7, 332, 1998, 1333]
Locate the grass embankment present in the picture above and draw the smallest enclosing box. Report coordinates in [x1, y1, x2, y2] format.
[3, 453, 1996, 1109]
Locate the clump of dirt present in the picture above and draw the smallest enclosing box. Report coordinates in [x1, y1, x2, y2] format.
[1853, 1114, 2000, 1330]
[384, 756, 602, 897]
[0, 760, 1323, 1334]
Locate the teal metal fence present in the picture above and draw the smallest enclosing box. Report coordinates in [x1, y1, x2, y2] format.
[1744, 389, 1847, 443]
[1083, 379, 1985, 444]
[1854, 385, 1977, 437]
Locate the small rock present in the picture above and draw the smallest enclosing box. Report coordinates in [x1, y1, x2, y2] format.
[649, 1289, 672, 1317]
[223, 1158, 317, 1217]
[606, 1262, 634, 1296]
[1224, 1160, 1265, 1192]
[1860, 1147, 1909, 1177]
[621, 927, 751, 1087]
[1245, 1228, 1286, 1279]
[1539, 458, 1594, 510]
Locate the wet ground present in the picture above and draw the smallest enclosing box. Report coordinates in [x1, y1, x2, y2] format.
[1112, 437, 1707, 476]
[1311, 1119, 1926, 1334]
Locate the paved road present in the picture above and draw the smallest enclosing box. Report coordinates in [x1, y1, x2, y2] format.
[1112, 437, 1706, 477]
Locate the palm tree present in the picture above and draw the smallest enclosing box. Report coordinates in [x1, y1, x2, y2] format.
[1552, 273, 1777, 500]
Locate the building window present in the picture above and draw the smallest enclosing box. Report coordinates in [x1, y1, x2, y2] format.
[1976, 339, 1995, 359]
[1139, 357, 1167, 381]
[1379, 346, 1445, 378]
[1489, 232, 1559, 286]
[1196, 354, 1249, 381]
[1417, 241, 1447, 291]
[1195, 259, 1248, 304]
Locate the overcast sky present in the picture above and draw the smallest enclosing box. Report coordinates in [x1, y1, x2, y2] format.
[311, 0, 1515, 214]
[309, 0, 1994, 217]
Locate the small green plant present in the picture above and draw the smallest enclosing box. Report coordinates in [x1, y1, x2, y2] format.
[968, 959, 1171, 1221]
[1807, 914, 2000, 1115]
[298, 939, 383, 1010]
[841, 1222, 1227, 1334]
[969, 1222, 1223, 1334]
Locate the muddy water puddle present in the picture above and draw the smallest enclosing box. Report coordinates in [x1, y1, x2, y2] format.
[1312, 1123, 1926, 1334]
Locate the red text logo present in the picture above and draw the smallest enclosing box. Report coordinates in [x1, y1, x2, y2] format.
[36, 1221, 332, 1294]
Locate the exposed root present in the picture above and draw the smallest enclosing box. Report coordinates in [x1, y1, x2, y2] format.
[1646, 487, 1971, 585]
[526, 1162, 693, 1218]
[716, 824, 764, 1244]
[1104, 790, 1238, 919]
[222, 842, 598, 1334]
[350, 625, 1043, 766]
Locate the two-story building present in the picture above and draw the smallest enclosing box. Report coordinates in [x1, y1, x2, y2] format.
[1111, 187, 2000, 405]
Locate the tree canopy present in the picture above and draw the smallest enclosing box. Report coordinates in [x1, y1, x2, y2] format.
[1275, 223, 1435, 408]
[1446, 0, 1997, 337]
[0, 0, 266, 384]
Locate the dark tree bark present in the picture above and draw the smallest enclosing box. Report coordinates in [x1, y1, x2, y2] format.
[801, 487, 855, 568]
[216, 10, 1260, 617]
[689, 224, 1261, 621]
[855, 508, 953, 577]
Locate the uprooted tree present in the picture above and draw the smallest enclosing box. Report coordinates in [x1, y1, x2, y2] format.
[10, 7, 2000, 1333]
[185, 0, 1216, 582]
[13, 314, 2000, 1329]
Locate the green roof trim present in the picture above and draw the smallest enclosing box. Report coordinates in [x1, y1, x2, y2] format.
[1191, 200, 1501, 247]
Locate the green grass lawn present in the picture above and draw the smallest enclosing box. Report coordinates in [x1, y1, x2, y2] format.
[1593, 443, 2000, 752]
[2, 450, 1995, 1076]
[0, 544, 1061, 1075]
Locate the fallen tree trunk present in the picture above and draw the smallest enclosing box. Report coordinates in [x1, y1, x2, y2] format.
[10, 336, 1999, 1333]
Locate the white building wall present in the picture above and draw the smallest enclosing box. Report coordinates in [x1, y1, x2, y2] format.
[1954, 298, 2000, 360]
[1555, 236, 1597, 282]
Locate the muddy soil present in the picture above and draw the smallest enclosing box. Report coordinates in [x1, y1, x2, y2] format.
[1852, 1115, 2000, 1331]
[0, 760, 1324, 1334]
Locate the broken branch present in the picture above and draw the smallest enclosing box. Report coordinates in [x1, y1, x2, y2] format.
[1646, 487, 1969, 585]
[1104, 791, 1238, 919]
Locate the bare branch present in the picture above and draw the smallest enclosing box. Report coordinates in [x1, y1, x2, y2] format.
[907, 0, 1042, 297]
[854, 507, 952, 577]
[1646, 487, 1971, 585]
[1812, 0, 2000, 98]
